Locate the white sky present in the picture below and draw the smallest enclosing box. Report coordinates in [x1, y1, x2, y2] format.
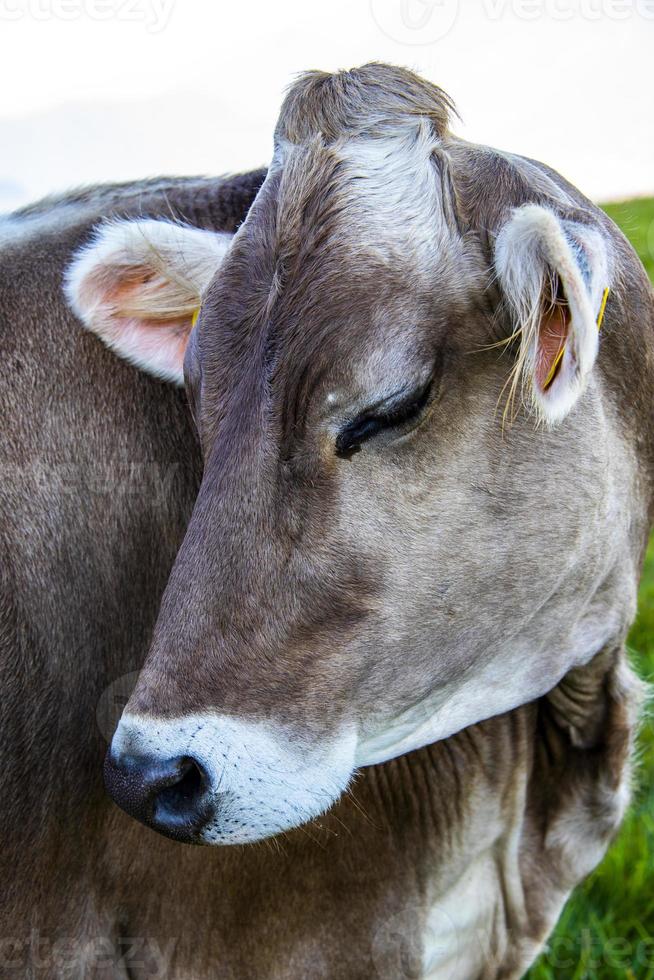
[0, 0, 652, 209]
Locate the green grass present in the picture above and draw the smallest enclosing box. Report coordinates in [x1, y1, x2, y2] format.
[527, 197, 654, 979]
[602, 199, 654, 282]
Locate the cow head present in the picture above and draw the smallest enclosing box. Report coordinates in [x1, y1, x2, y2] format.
[66, 64, 638, 845]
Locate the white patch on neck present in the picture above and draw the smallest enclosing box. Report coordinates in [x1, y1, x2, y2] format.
[421, 851, 503, 979]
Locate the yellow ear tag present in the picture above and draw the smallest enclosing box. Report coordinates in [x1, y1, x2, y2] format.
[191, 307, 201, 329]
[542, 286, 610, 391]
[596, 285, 610, 330]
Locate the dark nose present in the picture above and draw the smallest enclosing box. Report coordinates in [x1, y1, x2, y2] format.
[104, 750, 211, 842]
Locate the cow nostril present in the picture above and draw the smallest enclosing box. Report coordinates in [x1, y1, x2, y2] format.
[104, 750, 212, 841]
[153, 757, 208, 826]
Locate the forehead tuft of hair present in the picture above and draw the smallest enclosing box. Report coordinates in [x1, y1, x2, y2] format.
[275, 62, 455, 145]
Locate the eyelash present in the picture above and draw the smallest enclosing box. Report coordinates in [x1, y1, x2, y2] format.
[335, 380, 433, 459]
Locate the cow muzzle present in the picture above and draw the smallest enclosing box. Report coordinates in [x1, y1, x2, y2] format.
[104, 711, 358, 845]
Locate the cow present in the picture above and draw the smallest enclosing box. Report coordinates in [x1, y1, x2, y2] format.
[2, 62, 652, 977]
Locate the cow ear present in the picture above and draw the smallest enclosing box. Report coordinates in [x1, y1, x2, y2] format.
[494, 205, 610, 424]
[65, 219, 232, 384]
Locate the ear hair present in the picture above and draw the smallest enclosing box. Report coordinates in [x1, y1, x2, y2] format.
[65, 219, 232, 384]
[495, 204, 610, 425]
[66, 219, 229, 322]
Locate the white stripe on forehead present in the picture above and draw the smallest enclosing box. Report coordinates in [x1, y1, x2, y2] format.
[337, 118, 446, 263]
[272, 117, 450, 268]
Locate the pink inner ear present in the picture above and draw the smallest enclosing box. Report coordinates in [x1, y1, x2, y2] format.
[121, 316, 191, 378]
[105, 266, 169, 310]
[536, 304, 570, 391]
[89, 268, 194, 382]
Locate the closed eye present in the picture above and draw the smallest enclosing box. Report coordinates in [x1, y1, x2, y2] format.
[335, 378, 433, 459]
